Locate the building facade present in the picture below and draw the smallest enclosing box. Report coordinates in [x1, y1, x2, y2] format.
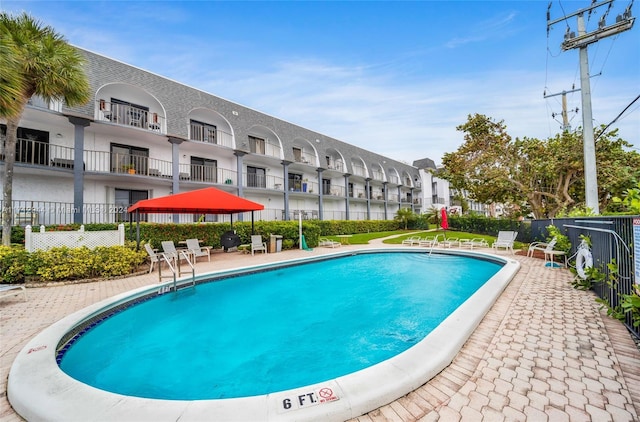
[1, 48, 428, 227]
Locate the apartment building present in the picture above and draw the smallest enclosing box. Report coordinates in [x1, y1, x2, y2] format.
[0, 48, 425, 227]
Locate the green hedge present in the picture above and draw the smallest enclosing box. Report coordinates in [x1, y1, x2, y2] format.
[0, 244, 147, 283]
[447, 215, 532, 242]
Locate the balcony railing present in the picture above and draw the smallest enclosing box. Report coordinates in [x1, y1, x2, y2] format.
[327, 160, 344, 172]
[388, 175, 400, 185]
[242, 173, 286, 190]
[190, 124, 234, 148]
[293, 151, 316, 165]
[96, 100, 165, 134]
[351, 164, 367, 177]
[175, 164, 238, 184]
[324, 185, 345, 197]
[372, 170, 384, 181]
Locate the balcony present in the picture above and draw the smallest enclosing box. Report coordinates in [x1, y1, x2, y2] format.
[190, 124, 234, 148]
[351, 164, 367, 177]
[293, 150, 316, 165]
[372, 170, 384, 181]
[326, 160, 344, 172]
[96, 100, 165, 134]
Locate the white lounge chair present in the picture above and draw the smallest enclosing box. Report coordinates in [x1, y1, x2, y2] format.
[401, 235, 422, 246]
[251, 235, 267, 255]
[460, 238, 489, 249]
[441, 237, 460, 248]
[527, 237, 557, 257]
[161, 241, 192, 264]
[0, 284, 27, 301]
[492, 231, 518, 254]
[186, 238, 211, 262]
[319, 237, 341, 248]
[419, 235, 443, 248]
[144, 243, 164, 273]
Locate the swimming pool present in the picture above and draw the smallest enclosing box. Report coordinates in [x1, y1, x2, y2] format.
[9, 248, 520, 421]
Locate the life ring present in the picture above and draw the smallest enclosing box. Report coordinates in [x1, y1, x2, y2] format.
[576, 247, 593, 279]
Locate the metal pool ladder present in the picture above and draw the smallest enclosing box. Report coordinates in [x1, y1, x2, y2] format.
[158, 250, 196, 293]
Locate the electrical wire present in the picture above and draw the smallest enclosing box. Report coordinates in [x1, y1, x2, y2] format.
[594, 94, 640, 142]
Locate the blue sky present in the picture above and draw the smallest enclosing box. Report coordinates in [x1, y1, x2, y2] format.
[2, 0, 638, 165]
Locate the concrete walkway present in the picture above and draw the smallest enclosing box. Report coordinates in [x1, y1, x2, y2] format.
[1, 239, 639, 421]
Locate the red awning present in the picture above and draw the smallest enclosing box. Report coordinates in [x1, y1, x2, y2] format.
[127, 187, 264, 214]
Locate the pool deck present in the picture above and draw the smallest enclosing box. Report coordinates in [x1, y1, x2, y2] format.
[1, 239, 639, 421]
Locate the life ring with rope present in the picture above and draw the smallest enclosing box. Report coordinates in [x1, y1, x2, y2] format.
[575, 247, 593, 279]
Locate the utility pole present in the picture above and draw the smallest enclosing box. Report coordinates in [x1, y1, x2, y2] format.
[544, 88, 581, 132]
[547, 0, 635, 214]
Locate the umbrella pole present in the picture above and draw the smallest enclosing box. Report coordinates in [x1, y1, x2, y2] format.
[135, 210, 141, 249]
[251, 211, 255, 234]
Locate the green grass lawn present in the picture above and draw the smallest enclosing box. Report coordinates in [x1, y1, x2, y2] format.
[325, 230, 526, 251]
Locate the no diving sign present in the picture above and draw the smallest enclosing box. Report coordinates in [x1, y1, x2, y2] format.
[278, 385, 340, 413]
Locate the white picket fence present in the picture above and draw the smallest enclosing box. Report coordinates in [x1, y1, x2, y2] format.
[25, 224, 125, 252]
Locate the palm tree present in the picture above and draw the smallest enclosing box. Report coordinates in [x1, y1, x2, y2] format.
[0, 12, 90, 245]
[394, 207, 415, 230]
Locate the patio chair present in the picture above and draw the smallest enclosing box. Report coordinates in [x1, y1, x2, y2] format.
[186, 238, 211, 262]
[0, 284, 27, 301]
[161, 241, 192, 264]
[401, 235, 422, 246]
[250, 235, 267, 255]
[319, 237, 341, 248]
[491, 231, 518, 254]
[459, 238, 489, 249]
[419, 235, 443, 248]
[441, 237, 460, 248]
[527, 237, 557, 257]
[144, 243, 165, 273]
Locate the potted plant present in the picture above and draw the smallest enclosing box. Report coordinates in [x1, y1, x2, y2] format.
[122, 164, 135, 174]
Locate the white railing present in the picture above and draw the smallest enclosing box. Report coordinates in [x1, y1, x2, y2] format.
[25, 224, 125, 252]
[189, 124, 234, 148]
[96, 100, 165, 134]
[351, 164, 367, 177]
[327, 160, 344, 172]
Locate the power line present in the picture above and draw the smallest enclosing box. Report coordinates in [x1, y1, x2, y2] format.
[595, 94, 640, 141]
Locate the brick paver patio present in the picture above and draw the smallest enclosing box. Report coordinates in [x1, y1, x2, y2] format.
[1, 240, 639, 421]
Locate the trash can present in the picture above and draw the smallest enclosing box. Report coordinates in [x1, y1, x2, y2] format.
[270, 235, 283, 253]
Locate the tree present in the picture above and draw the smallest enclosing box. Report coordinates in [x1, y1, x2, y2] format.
[394, 207, 415, 230]
[0, 12, 90, 245]
[440, 114, 640, 219]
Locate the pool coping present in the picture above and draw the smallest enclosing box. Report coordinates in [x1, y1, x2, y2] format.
[8, 248, 520, 421]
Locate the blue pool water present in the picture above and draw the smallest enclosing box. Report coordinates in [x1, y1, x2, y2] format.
[59, 252, 502, 400]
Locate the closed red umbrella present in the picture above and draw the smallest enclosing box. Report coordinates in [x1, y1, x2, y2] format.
[440, 208, 449, 230]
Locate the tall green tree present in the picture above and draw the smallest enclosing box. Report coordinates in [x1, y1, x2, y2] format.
[440, 114, 640, 219]
[0, 12, 90, 245]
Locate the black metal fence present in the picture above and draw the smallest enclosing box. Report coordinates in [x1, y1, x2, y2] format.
[532, 216, 639, 340]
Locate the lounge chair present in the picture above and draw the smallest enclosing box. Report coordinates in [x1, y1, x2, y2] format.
[186, 238, 211, 262]
[161, 241, 192, 264]
[527, 237, 557, 257]
[319, 237, 341, 248]
[401, 235, 422, 246]
[144, 243, 164, 273]
[460, 238, 489, 249]
[250, 235, 267, 255]
[0, 284, 27, 301]
[419, 235, 442, 248]
[491, 231, 518, 254]
[441, 237, 460, 248]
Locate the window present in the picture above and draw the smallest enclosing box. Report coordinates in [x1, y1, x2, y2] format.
[293, 147, 302, 162]
[322, 178, 332, 195]
[111, 144, 149, 174]
[348, 183, 354, 197]
[247, 166, 266, 188]
[1, 125, 49, 166]
[288, 173, 302, 191]
[190, 119, 217, 144]
[115, 189, 148, 222]
[248, 136, 265, 154]
[191, 157, 217, 182]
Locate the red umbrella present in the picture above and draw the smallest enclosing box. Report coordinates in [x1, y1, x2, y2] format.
[440, 208, 449, 230]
